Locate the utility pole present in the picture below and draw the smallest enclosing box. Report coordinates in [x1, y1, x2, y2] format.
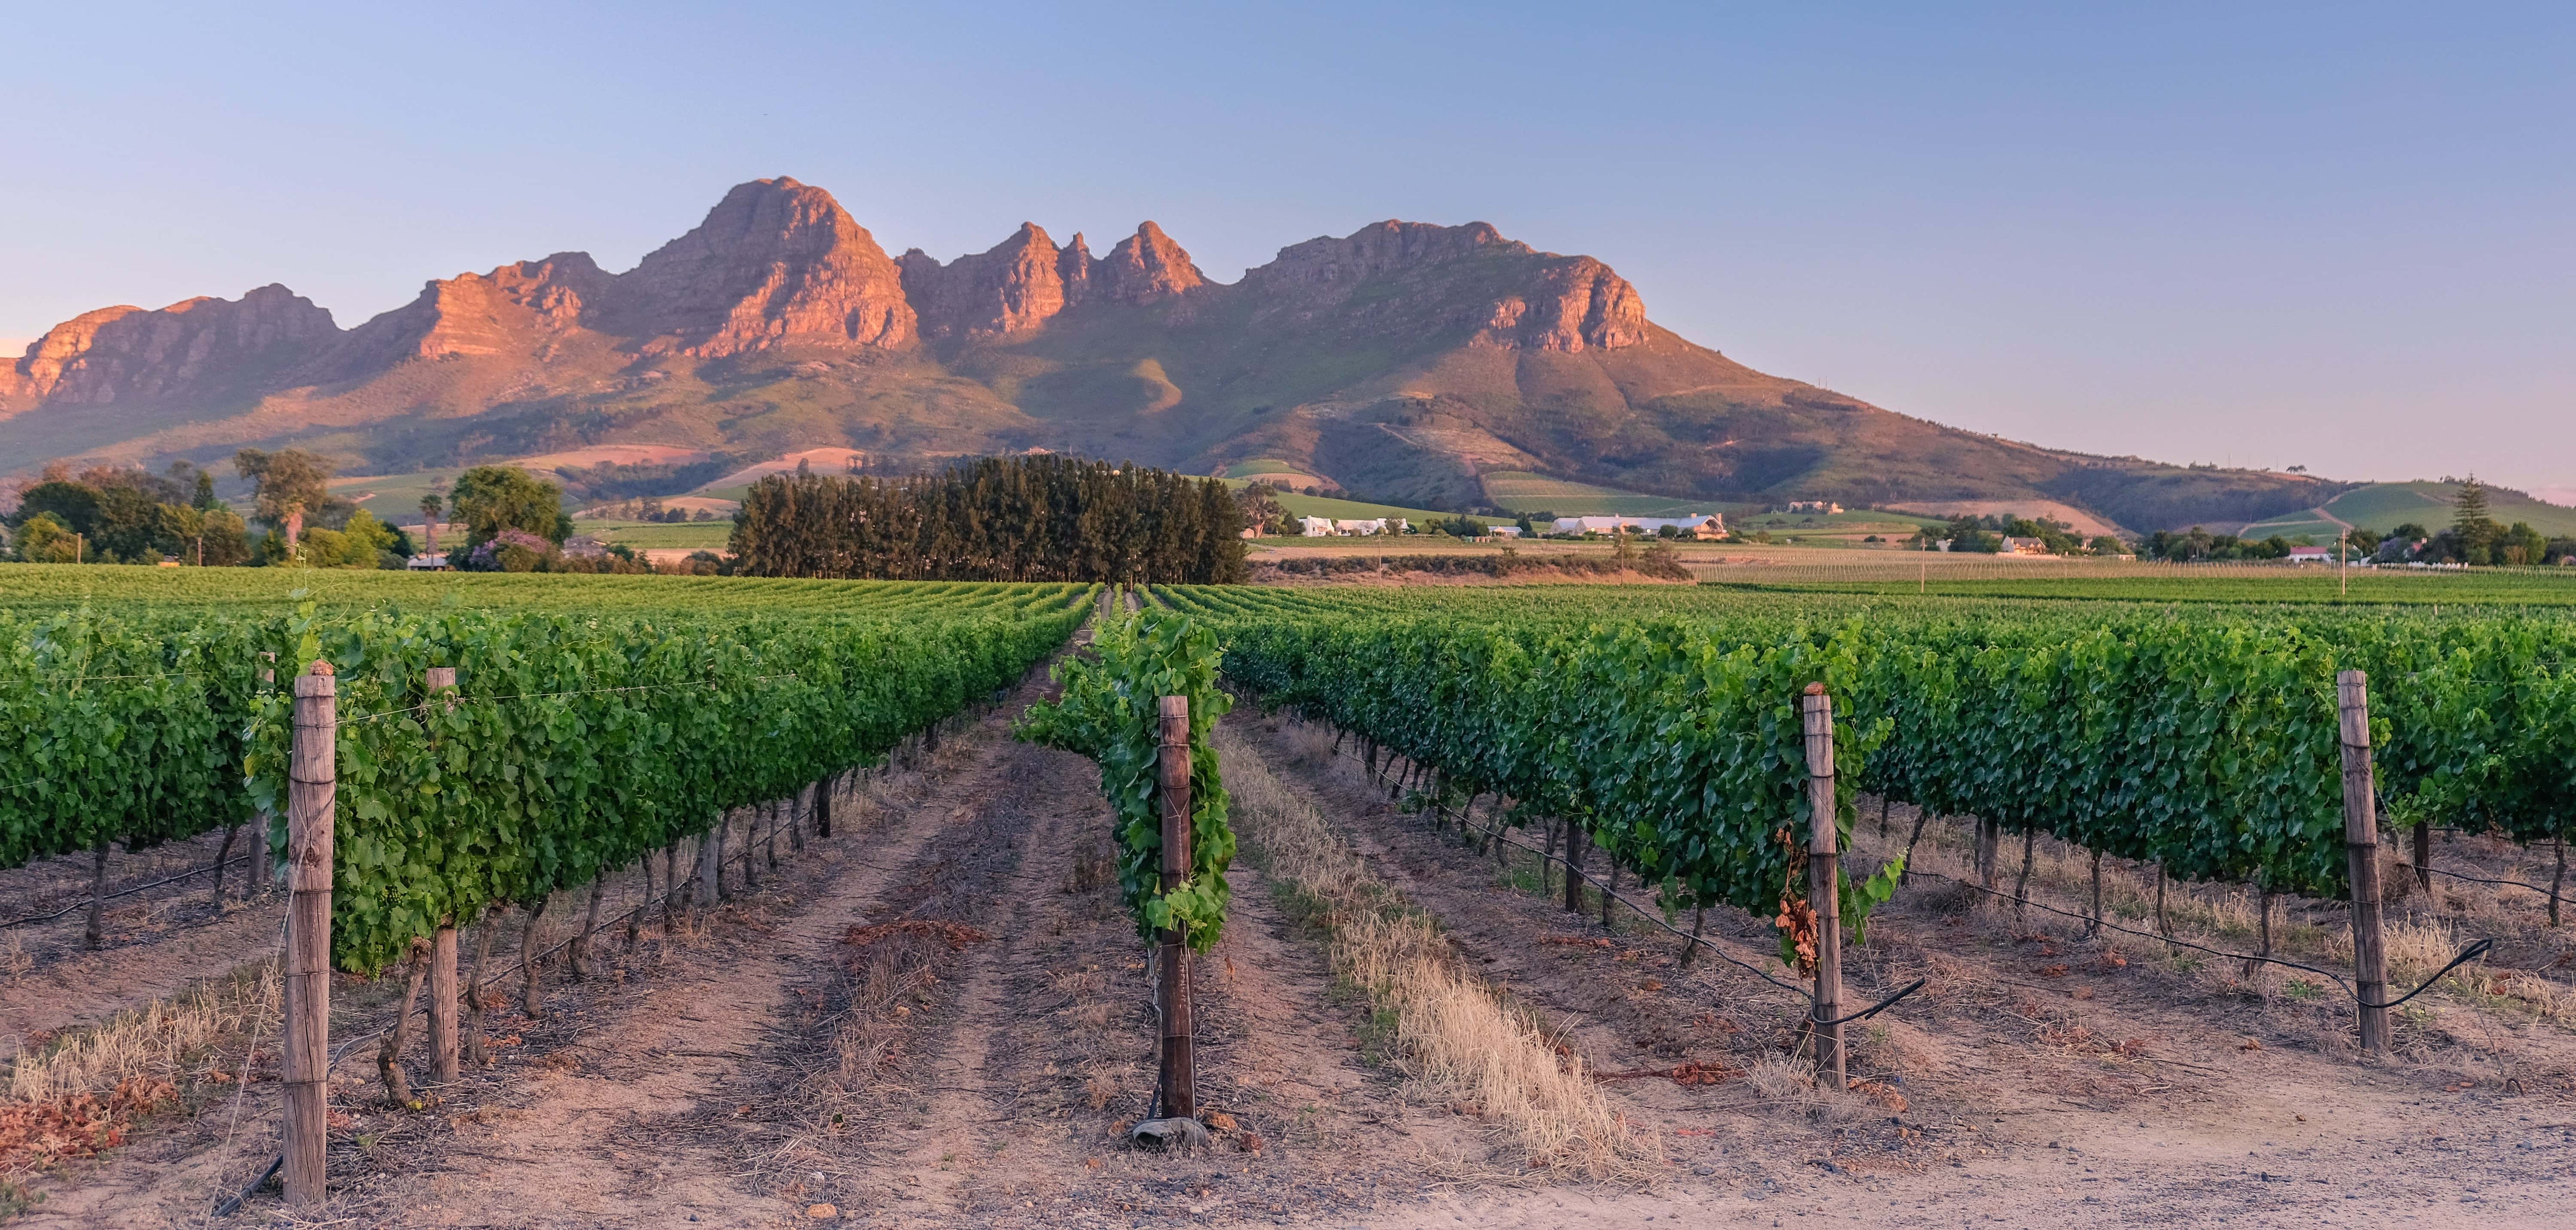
[2339, 528, 2349, 597]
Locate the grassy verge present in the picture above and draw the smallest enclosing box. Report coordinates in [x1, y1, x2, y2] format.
[1216, 722, 1648, 1179]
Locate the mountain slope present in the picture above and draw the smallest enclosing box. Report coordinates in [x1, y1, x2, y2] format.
[0, 177, 2338, 533]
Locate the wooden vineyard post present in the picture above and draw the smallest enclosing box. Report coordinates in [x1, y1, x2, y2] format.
[2338, 670, 2391, 1057]
[284, 661, 337, 1207]
[425, 666, 460, 1086]
[1801, 683, 1846, 1087]
[1155, 694, 1195, 1121]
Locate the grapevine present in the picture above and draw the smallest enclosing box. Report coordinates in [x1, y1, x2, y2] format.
[1017, 608, 1235, 950]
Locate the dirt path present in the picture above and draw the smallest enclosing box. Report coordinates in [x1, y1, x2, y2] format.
[0, 825, 285, 1061]
[1231, 713, 2576, 1229]
[23, 683, 2570, 1230]
[821, 723, 1441, 1227]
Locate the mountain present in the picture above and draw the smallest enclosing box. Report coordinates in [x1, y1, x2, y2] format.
[0, 176, 2338, 533]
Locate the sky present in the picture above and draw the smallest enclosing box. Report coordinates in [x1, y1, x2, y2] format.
[5, 1, 2570, 498]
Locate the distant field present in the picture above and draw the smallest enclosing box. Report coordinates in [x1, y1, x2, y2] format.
[2229, 515, 2347, 541]
[1259, 492, 1513, 528]
[1223, 458, 1334, 488]
[574, 519, 733, 549]
[330, 471, 464, 519]
[1707, 561, 2576, 605]
[1478, 471, 1710, 515]
[2244, 481, 2576, 539]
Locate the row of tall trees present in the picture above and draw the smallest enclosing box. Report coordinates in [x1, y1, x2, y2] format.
[730, 455, 1250, 583]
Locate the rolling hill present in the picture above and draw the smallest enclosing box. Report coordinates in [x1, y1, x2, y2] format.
[0, 176, 2343, 533]
[2239, 480, 2576, 540]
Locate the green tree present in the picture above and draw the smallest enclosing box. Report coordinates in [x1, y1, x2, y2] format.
[10, 512, 79, 562]
[1235, 482, 1292, 537]
[450, 466, 572, 551]
[419, 486, 446, 557]
[199, 507, 254, 566]
[2452, 476, 2501, 565]
[13, 480, 100, 537]
[191, 469, 220, 511]
[2499, 521, 2549, 567]
[234, 448, 332, 554]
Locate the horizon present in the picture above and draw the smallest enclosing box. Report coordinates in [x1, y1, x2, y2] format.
[5, 2, 2569, 496]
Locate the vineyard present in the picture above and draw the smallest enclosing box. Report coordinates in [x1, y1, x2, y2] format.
[0, 569, 2570, 1226]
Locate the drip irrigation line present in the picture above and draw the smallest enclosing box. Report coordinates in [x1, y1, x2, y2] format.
[1817, 978, 1927, 1028]
[1908, 869, 2495, 1009]
[0, 851, 262, 929]
[2403, 861, 2564, 899]
[208, 782, 850, 1222]
[2367, 939, 2496, 1010]
[1351, 746, 1819, 1004]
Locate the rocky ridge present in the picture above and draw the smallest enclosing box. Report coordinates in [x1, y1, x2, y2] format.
[0, 175, 2334, 531]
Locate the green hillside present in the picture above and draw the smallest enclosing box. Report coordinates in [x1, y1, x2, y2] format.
[1228, 483, 1511, 531]
[1479, 471, 1711, 515]
[2242, 481, 2576, 539]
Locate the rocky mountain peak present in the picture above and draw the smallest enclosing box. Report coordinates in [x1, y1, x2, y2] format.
[1237, 219, 1645, 352]
[331, 252, 615, 371]
[1058, 232, 1093, 305]
[899, 222, 1072, 340]
[4, 284, 338, 406]
[1253, 220, 1524, 289]
[1093, 222, 1205, 305]
[616, 176, 915, 355]
[1489, 255, 1646, 353]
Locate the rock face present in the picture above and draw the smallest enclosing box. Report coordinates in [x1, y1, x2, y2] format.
[898, 223, 1071, 340]
[1093, 222, 1206, 305]
[615, 176, 915, 356]
[4, 285, 338, 405]
[1242, 220, 1644, 351]
[0, 174, 2336, 533]
[335, 253, 614, 370]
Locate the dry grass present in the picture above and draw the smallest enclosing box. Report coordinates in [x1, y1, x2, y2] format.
[7, 963, 279, 1105]
[1219, 724, 1649, 1179]
[0, 962, 279, 1175]
[1859, 801, 2576, 1029]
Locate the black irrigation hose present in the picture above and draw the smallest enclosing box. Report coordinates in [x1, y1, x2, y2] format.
[1359, 748, 1821, 1003]
[204, 784, 860, 1222]
[209, 1022, 397, 1218]
[1817, 978, 1927, 1028]
[2366, 939, 2496, 1010]
[1909, 869, 2496, 1009]
[0, 851, 262, 929]
[2406, 861, 2563, 899]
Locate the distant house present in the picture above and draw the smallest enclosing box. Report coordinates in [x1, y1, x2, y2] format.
[1333, 517, 1406, 536]
[1486, 524, 1524, 539]
[2287, 546, 2334, 564]
[1997, 537, 2051, 556]
[1297, 516, 1335, 537]
[1549, 514, 1724, 538]
[407, 553, 451, 570]
[1786, 500, 1842, 514]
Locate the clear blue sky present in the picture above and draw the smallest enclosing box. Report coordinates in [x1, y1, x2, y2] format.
[6, 2, 2569, 497]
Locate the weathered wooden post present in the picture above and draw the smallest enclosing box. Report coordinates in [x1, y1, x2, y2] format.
[425, 666, 460, 1086]
[284, 660, 336, 1206]
[1156, 694, 1195, 1121]
[1801, 683, 1846, 1087]
[2338, 670, 2391, 1057]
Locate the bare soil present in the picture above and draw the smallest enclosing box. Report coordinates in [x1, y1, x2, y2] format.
[11, 688, 2573, 1229]
[1223, 712, 2576, 1229]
